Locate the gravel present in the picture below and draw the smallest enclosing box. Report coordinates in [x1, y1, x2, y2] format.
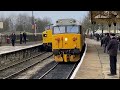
[0, 52, 52, 79]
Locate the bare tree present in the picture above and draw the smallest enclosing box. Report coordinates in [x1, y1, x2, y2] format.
[42, 17, 52, 24]
[35, 17, 52, 33]
[0, 17, 10, 33]
[81, 12, 99, 34]
[8, 14, 18, 32]
[0, 13, 52, 34]
[81, 12, 91, 33]
[15, 14, 32, 32]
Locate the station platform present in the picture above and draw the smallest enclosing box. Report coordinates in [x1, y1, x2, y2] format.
[74, 38, 120, 79]
[0, 41, 42, 55]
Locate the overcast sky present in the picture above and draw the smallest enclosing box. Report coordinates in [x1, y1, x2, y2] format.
[0, 11, 88, 23]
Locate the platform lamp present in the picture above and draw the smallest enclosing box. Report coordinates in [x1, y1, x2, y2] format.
[113, 22, 116, 34]
[108, 23, 111, 34]
[101, 23, 104, 36]
[111, 11, 117, 34]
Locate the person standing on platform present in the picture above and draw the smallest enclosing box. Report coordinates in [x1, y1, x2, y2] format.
[23, 32, 27, 44]
[107, 33, 118, 76]
[20, 32, 23, 44]
[96, 33, 100, 41]
[11, 33, 16, 46]
[101, 35, 105, 47]
[104, 33, 111, 53]
[117, 36, 120, 51]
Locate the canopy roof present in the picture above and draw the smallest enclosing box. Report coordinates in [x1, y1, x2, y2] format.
[90, 11, 120, 24]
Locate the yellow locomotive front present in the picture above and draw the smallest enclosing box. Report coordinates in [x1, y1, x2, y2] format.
[52, 19, 85, 62]
[42, 25, 53, 51]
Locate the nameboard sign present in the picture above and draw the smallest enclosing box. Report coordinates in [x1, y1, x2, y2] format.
[0, 22, 3, 29]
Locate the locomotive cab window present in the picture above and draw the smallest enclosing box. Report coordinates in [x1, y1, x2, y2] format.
[67, 25, 79, 34]
[53, 26, 65, 34]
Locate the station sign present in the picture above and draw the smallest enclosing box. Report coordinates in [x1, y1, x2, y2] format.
[0, 22, 3, 29]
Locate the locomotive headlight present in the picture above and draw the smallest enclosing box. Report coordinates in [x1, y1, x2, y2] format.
[43, 34, 47, 37]
[65, 38, 68, 41]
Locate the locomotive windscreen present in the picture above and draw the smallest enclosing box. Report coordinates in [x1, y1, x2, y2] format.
[53, 25, 80, 34]
[66, 25, 79, 33]
[53, 26, 65, 34]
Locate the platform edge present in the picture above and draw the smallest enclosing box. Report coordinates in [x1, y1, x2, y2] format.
[70, 42, 87, 79]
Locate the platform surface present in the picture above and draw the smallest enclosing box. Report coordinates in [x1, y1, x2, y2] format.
[74, 38, 120, 79]
[0, 41, 42, 55]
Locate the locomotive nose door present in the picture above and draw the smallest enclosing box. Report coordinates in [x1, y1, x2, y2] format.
[63, 36, 69, 49]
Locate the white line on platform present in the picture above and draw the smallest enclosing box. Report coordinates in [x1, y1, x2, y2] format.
[70, 42, 87, 79]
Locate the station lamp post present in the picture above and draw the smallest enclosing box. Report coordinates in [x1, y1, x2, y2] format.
[113, 22, 116, 34]
[108, 24, 111, 34]
[101, 24, 104, 35]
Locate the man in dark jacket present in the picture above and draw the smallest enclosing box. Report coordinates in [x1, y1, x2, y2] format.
[23, 32, 27, 44]
[104, 33, 111, 53]
[96, 33, 100, 41]
[11, 33, 16, 46]
[117, 36, 120, 51]
[20, 32, 22, 44]
[107, 33, 118, 76]
[101, 35, 105, 47]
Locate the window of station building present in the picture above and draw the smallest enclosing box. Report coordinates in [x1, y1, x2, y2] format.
[67, 25, 79, 33]
[53, 26, 65, 34]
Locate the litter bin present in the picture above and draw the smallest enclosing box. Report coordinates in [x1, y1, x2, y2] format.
[6, 38, 10, 44]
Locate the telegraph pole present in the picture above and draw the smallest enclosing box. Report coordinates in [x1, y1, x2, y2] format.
[32, 11, 37, 36]
[34, 24, 36, 36]
[32, 11, 34, 34]
[32, 11, 37, 41]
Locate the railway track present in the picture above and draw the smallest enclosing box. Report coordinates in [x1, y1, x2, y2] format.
[0, 52, 53, 79]
[0, 52, 46, 71]
[31, 44, 86, 79]
[31, 62, 77, 79]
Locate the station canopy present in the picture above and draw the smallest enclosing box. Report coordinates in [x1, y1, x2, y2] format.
[90, 11, 120, 24]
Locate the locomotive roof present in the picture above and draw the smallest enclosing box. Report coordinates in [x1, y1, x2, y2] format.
[54, 18, 81, 26]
